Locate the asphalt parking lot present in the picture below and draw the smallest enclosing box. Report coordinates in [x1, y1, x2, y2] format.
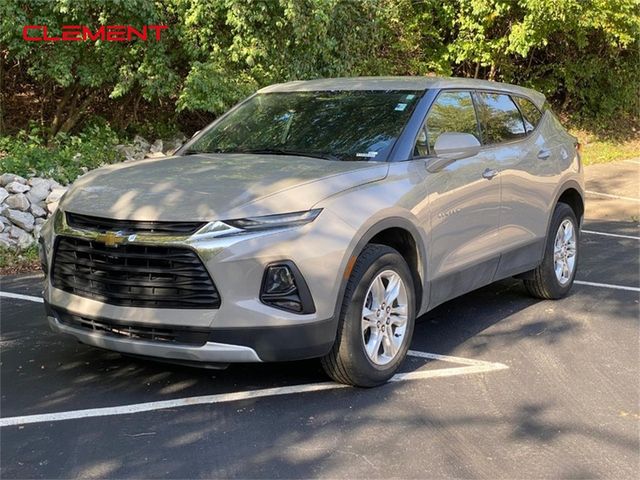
[1, 159, 638, 479]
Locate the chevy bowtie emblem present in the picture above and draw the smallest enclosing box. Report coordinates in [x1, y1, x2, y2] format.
[96, 231, 132, 247]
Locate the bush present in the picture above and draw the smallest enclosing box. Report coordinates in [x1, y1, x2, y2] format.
[0, 123, 124, 184]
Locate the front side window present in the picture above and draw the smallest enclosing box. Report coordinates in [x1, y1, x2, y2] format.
[514, 96, 543, 133]
[185, 90, 422, 162]
[415, 90, 480, 157]
[476, 92, 527, 144]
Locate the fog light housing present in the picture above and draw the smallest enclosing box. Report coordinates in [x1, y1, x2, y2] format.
[260, 261, 315, 314]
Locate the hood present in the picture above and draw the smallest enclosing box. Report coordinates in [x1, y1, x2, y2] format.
[61, 154, 388, 221]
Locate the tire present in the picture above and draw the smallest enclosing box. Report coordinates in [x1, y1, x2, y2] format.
[321, 244, 416, 387]
[523, 202, 579, 299]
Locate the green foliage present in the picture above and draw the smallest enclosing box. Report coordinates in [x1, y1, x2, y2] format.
[1, 0, 180, 97]
[0, 244, 39, 272]
[174, 0, 384, 114]
[1, 0, 638, 137]
[0, 123, 123, 184]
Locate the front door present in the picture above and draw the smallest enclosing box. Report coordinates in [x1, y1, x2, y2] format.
[415, 90, 501, 308]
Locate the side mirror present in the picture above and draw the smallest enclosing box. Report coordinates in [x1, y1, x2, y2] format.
[427, 132, 481, 172]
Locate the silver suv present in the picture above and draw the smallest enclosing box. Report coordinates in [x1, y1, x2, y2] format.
[40, 77, 584, 386]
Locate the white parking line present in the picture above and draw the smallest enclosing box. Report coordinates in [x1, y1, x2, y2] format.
[2, 272, 636, 427]
[582, 230, 640, 240]
[623, 159, 640, 165]
[585, 190, 640, 203]
[0, 291, 43, 303]
[574, 280, 640, 293]
[0, 352, 508, 427]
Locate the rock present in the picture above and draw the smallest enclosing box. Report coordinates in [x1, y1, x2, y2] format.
[28, 177, 48, 187]
[33, 223, 43, 239]
[0, 222, 3, 233]
[46, 187, 67, 204]
[134, 135, 150, 151]
[118, 142, 146, 161]
[0, 233, 13, 248]
[9, 226, 34, 248]
[6, 209, 35, 232]
[150, 139, 163, 153]
[49, 179, 64, 190]
[31, 202, 47, 218]
[26, 180, 51, 203]
[0, 173, 26, 186]
[116, 144, 137, 162]
[144, 151, 165, 159]
[6, 181, 30, 194]
[0, 187, 8, 204]
[47, 201, 59, 214]
[35, 217, 46, 226]
[0, 215, 10, 226]
[5, 193, 30, 211]
[173, 132, 187, 143]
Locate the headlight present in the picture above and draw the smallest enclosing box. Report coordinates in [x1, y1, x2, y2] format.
[224, 209, 322, 231]
[195, 209, 322, 238]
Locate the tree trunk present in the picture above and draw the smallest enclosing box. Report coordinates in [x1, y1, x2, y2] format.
[58, 91, 96, 134]
[489, 63, 497, 81]
[50, 84, 78, 139]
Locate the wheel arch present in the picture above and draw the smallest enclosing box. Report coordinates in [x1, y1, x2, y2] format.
[539, 180, 585, 258]
[556, 185, 585, 225]
[332, 216, 428, 321]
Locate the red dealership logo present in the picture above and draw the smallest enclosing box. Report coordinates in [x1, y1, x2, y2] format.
[22, 25, 168, 42]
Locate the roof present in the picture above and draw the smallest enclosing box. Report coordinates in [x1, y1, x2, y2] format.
[258, 76, 546, 109]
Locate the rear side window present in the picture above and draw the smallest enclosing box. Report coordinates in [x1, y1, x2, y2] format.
[476, 92, 526, 144]
[514, 96, 543, 132]
[415, 90, 480, 156]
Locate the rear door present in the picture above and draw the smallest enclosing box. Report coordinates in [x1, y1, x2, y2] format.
[474, 92, 560, 278]
[416, 90, 502, 307]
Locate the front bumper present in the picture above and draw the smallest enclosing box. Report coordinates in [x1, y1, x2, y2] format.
[41, 208, 354, 363]
[45, 303, 336, 362]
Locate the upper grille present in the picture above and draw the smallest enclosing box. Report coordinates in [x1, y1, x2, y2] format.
[52, 236, 220, 309]
[66, 212, 206, 235]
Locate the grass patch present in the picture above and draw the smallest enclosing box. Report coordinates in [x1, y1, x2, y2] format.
[571, 129, 640, 166]
[0, 245, 41, 275]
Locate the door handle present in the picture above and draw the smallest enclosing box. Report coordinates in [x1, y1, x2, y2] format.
[537, 148, 551, 160]
[482, 168, 498, 180]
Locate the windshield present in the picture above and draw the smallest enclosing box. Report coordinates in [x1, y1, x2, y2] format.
[185, 90, 422, 161]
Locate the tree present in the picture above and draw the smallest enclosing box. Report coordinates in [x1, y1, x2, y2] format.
[1, 0, 181, 138]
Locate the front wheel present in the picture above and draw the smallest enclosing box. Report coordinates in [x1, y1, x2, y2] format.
[321, 244, 415, 387]
[523, 202, 579, 299]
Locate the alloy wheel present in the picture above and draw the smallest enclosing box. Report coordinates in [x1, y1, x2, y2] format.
[553, 218, 577, 285]
[361, 270, 409, 365]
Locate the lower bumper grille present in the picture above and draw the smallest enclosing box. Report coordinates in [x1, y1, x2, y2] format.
[57, 312, 210, 346]
[52, 236, 220, 309]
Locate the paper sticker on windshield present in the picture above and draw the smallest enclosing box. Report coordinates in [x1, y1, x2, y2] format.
[395, 103, 407, 111]
[356, 151, 379, 158]
[405, 94, 416, 100]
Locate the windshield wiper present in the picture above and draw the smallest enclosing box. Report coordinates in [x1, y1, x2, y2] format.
[182, 148, 227, 155]
[237, 148, 341, 161]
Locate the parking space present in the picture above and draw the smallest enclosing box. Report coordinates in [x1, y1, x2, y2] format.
[1, 160, 638, 478]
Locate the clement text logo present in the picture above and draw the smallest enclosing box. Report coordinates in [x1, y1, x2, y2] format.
[22, 25, 168, 42]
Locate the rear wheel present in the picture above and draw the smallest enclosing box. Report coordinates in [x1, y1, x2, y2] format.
[523, 202, 579, 299]
[321, 244, 415, 387]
